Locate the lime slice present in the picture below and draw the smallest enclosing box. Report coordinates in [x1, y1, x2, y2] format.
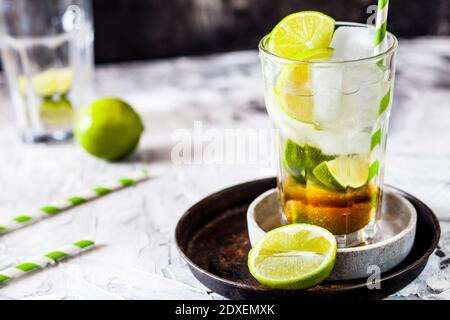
[290, 47, 335, 62]
[19, 68, 73, 97]
[275, 48, 334, 122]
[276, 47, 335, 99]
[39, 97, 73, 126]
[268, 11, 335, 59]
[248, 224, 337, 290]
[313, 155, 369, 190]
[305, 145, 335, 172]
[283, 140, 306, 182]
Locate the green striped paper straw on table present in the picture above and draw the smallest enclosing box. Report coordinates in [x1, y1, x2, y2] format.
[0, 239, 95, 284]
[369, 0, 391, 201]
[0, 169, 149, 235]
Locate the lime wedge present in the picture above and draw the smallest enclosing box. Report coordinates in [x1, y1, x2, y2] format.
[275, 48, 334, 122]
[313, 155, 369, 190]
[268, 11, 335, 59]
[305, 145, 335, 172]
[283, 140, 306, 182]
[290, 47, 335, 62]
[248, 224, 337, 290]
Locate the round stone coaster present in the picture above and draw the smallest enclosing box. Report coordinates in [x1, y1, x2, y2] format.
[247, 187, 417, 280]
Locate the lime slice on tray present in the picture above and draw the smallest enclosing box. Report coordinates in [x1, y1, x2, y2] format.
[268, 11, 335, 59]
[313, 155, 369, 190]
[275, 48, 334, 122]
[248, 224, 337, 290]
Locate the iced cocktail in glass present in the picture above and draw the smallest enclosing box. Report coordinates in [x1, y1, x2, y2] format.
[259, 19, 397, 247]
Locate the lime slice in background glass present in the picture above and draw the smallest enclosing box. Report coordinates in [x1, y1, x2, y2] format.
[19, 68, 73, 97]
[39, 97, 74, 126]
[248, 223, 337, 290]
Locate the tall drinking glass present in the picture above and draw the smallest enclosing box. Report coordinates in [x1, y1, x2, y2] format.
[259, 22, 397, 247]
[0, 0, 94, 142]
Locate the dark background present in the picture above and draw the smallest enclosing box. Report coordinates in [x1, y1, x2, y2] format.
[92, 0, 450, 64]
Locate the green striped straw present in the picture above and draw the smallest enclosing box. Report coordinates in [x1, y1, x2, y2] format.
[369, 0, 391, 207]
[374, 0, 389, 55]
[0, 239, 95, 284]
[0, 169, 149, 235]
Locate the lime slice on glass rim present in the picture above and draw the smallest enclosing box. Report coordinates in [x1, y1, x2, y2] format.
[268, 11, 335, 59]
[313, 155, 370, 190]
[267, 11, 335, 122]
[248, 224, 337, 290]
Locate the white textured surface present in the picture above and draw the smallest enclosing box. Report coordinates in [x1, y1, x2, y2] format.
[0, 38, 450, 299]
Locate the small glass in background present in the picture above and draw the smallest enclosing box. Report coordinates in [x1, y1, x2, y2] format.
[0, 0, 94, 142]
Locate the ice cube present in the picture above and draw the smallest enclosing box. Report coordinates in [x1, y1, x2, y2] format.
[331, 26, 376, 62]
[342, 83, 386, 128]
[341, 64, 390, 128]
[273, 102, 372, 155]
[311, 65, 343, 125]
[313, 128, 371, 155]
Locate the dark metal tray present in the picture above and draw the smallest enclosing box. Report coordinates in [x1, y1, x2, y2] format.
[175, 178, 440, 300]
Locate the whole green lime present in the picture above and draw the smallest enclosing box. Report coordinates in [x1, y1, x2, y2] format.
[74, 98, 144, 161]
